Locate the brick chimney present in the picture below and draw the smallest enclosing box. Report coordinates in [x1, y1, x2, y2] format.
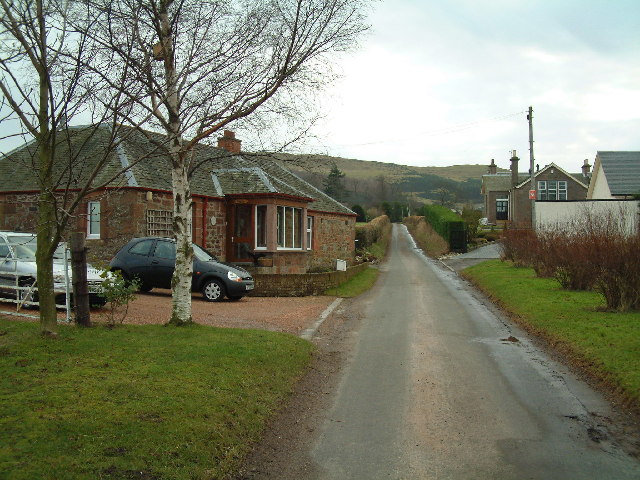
[217, 130, 241, 154]
[582, 158, 591, 177]
[509, 150, 519, 187]
[488, 158, 497, 175]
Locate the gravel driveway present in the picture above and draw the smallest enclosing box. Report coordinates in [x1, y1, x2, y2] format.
[1, 290, 338, 336]
[93, 289, 336, 335]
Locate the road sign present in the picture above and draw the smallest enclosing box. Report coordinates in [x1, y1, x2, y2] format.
[529, 189, 536, 200]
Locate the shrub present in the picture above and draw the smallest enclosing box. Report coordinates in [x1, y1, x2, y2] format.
[355, 215, 392, 262]
[100, 269, 140, 326]
[500, 228, 538, 267]
[501, 209, 640, 312]
[355, 215, 390, 249]
[404, 216, 449, 257]
[461, 207, 482, 240]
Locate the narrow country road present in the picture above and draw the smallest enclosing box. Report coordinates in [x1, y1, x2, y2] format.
[309, 224, 639, 479]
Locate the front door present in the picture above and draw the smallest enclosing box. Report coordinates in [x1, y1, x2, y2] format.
[230, 204, 253, 262]
[496, 199, 508, 220]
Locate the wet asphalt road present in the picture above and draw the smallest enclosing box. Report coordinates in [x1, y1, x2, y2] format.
[310, 224, 640, 479]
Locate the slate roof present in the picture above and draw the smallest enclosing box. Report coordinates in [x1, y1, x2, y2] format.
[0, 124, 354, 215]
[597, 151, 640, 196]
[481, 173, 512, 192]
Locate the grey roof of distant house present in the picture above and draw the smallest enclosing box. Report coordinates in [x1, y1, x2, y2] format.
[597, 151, 640, 195]
[0, 124, 353, 215]
[481, 173, 512, 192]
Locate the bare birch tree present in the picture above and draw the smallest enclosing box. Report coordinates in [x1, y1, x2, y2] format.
[86, 0, 371, 325]
[0, 0, 141, 335]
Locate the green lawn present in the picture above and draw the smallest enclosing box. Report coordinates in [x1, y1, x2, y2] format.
[324, 266, 379, 297]
[0, 320, 312, 479]
[463, 260, 640, 408]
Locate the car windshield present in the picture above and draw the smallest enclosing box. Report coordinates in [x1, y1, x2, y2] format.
[7, 235, 67, 260]
[193, 243, 217, 262]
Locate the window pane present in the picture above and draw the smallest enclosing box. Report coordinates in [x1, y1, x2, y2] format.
[306, 216, 313, 250]
[88, 202, 100, 236]
[277, 206, 284, 247]
[294, 208, 302, 249]
[154, 241, 176, 259]
[558, 181, 567, 200]
[153, 241, 176, 259]
[129, 239, 153, 256]
[256, 205, 267, 248]
[285, 207, 294, 248]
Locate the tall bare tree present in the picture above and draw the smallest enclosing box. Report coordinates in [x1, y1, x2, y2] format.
[0, 0, 140, 335]
[87, 0, 371, 325]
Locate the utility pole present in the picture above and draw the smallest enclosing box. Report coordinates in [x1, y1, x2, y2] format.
[527, 106, 536, 230]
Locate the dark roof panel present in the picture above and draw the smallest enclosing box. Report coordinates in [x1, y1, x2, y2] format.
[597, 151, 640, 195]
[0, 125, 353, 215]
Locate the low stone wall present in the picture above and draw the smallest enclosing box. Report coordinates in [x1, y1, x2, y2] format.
[248, 262, 371, 297]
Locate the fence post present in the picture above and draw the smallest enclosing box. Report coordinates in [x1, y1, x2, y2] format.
[70, 232, 91, 327]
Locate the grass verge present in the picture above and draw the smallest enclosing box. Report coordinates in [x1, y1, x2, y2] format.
[462, 260, 640, 411]
[324, 266, 379, 297]
[0, 319, 312, 479]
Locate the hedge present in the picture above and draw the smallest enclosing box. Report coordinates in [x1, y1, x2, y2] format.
[355, 215, 390, 249]
[421, 205, 467, 252]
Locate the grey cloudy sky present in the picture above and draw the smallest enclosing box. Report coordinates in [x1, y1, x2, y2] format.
[308, 0, 640, 173]
[1, 1, 637, 176]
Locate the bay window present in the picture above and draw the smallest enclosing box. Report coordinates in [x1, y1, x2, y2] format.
[277, 206, 302, 249]
[255, 205, 267, 249]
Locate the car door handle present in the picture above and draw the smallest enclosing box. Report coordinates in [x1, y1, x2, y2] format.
[151, 260, 159, 265]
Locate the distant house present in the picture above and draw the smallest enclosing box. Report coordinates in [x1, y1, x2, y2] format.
[587, 151, 640, 199]
[535, 151, 640, 234]
[481, 152, 590, 228]
[0, 126, 356, 274]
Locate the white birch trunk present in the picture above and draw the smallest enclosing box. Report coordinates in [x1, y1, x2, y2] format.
[169, 146, 193, 325]
[160, 0, 193, 325]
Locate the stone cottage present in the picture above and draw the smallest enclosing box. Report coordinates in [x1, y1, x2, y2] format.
[0, 126, 356, 273]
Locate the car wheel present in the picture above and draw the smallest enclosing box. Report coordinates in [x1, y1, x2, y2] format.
[227, 295, 243, 301]
[202, 279, 225, 302]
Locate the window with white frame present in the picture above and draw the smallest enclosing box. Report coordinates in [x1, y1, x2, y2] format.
[306, 216, 313, 250]
[255, 205, 267, 249]
[538, 180, 567, 200]
[87, 201, 101, 239]
[277, 206, 302, 249]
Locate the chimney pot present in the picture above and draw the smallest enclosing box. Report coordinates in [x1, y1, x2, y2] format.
[510, 151, 519, 187]
[218, 130, 241, 154]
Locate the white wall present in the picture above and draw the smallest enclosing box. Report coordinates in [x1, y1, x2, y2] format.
[536, 200, 639, 235]
[588, 162, 613, 199]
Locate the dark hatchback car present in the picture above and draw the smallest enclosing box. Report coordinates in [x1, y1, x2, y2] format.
[109, 237, 254, 301]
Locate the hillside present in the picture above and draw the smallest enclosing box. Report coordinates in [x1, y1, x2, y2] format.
[275, 152, 500, 183]
[273, 153, 507, 208]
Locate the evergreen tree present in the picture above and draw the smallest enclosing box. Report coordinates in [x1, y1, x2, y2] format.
[352, 204, 366, 222]
[323, 162, 347, 202]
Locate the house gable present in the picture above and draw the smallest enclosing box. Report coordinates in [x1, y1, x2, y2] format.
[514, 163, 588, 190]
